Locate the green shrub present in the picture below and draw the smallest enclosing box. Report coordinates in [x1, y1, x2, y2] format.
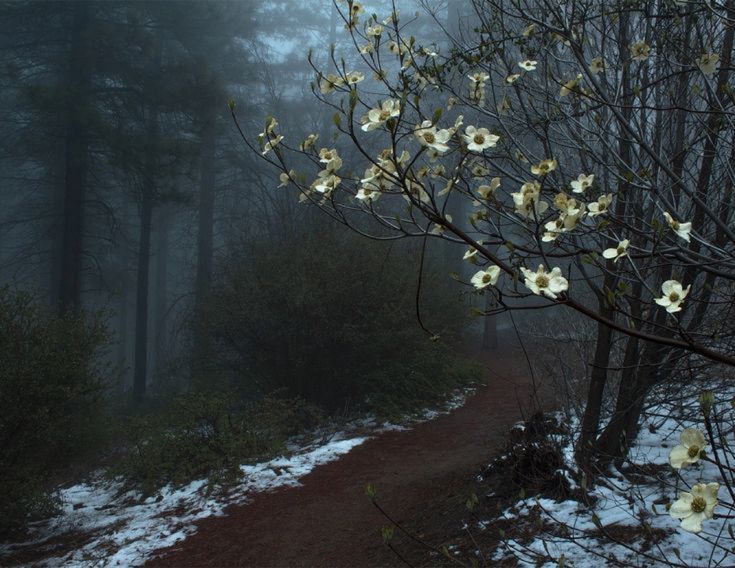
[112, 391, 321, 495]
[0, 287, 110, 532]
[205, 222, 476, 415]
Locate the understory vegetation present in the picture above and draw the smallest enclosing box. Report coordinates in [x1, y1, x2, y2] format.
[0, 221, 479, 532]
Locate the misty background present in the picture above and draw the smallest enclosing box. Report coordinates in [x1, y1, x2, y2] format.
[0, 0, 501, 536]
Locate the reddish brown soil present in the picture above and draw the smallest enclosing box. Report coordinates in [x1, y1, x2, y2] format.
[148, 345, 539, 568]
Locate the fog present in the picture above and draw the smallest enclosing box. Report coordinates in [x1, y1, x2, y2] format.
[3, 1, 731, 566]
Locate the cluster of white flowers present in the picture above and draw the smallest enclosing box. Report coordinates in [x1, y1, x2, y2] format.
[667, 428, 720, 534]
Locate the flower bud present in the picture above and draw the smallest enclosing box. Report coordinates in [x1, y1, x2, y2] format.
[699, 391, 715, 417]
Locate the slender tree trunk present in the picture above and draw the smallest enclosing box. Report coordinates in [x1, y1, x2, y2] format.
[58, 1, 90, 314]
[132, 35, 162, 402]
[193, 107, 217, 387]
[575, 313, 613, 474]
[152, 204, 170, 378]
[133, 193, 153, 402]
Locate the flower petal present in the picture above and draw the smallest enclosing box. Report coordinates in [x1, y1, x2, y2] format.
[669, 445, 690, 469]
[679, 512, 704, 533]
[680, 428, 706, 448]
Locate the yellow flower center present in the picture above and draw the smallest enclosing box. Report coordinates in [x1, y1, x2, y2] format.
[687, 445, 700, 458]
[379, 110, 391, 121]
[691, 496, 707, 514]
[669, 292, 680, 302]
[671, 220, 680, 230]
[473, 134, 485, 145]
[536, 275, 549, 288]
[424, 132, 436, 144]
[617, 245, 626, 255]
[482, 273, 492, 284]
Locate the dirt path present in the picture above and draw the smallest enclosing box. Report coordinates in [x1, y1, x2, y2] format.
[148, 345, 537, 568]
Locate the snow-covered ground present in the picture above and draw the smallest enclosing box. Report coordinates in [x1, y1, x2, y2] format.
[492, 393, 735, 567]
[0, 386, 476, 567]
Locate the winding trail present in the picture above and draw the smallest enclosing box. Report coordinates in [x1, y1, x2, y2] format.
[148, 344, 537, 567]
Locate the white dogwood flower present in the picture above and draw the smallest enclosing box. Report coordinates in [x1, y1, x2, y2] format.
[669, 428, 707, 469]
[630, 40, 650, 61]
[697, 53, 720, 76]
[602, 239, 629, 263]
[587, 194, 613, 216]
[518, 60, 538, 71]
[414, 121, 452, 153]
[571, 174, 594, 193]
[663, 212, 692, 242]
[300, 133, 318, 151]
[589, 57, 604, 75]
[361, 99, 401, 132]
[655, 280, 690, 313]
[521, 265, 569, 299]
[477, 178, 501, 199]
[531, 158, 557, 176]
[669, 483, 719, 533]
[471, 266, 501, 289]
[463, 126, 499, 153]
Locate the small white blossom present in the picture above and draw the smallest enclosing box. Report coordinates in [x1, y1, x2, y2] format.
[300, 133, 318, 151]
[630, 40, 650, 61]
[655, 280, 690, 313]
[669, 428, 707, 469]
[669, 483, 719, 533]
[697, 53, 720, 75]
[319, 73, 344, 94]
[521, 265, 568, 299]
[518, 60, 538, 71]
[462, 126, 499, 153]
[471, 266, 501, 289]
[587, 194, 613, 216]
[602, 239, 629, 263]
[361, 99, 401, 132]
[570, 174, 594, 194]
[477, 178, 501, 199]
[531, 158, 557, 176]
[262, 135, 283, 156]
[414, 120, 452, 153]
[278, 170, 295, 188]
[589, 57, 604, 75]
[663, 212, 692, 242]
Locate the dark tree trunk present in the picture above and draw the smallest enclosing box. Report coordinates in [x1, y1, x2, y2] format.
[132, 35, 162, 402]
[152, 205, 171, 377]
[575, 315, 613, 474]
[133, 193, 153, 402]
[58, 1, 90, 314]
[193, 108, 217, 387]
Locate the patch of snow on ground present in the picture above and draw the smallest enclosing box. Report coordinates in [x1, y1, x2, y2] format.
[1, 385, 477, 567]
[491, 393, 735, 567]
[1, 434, 367, 567]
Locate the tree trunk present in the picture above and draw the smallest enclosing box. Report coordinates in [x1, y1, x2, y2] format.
[58, 1, 90, 314]
[132, 35, 162, 402]
[193, 107, 217, 387]
[575, 314, 613, 474]
[152, 204, 171, 379]
[133, 193, 153, 402]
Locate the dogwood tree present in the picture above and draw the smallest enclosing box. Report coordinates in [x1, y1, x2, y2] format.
[236, 0, 735, 477]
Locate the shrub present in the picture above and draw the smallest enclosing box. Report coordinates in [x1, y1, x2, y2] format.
[112, 391, 320, 495]
[0, 287, 110, 532]
[205, 222, 475, 415]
